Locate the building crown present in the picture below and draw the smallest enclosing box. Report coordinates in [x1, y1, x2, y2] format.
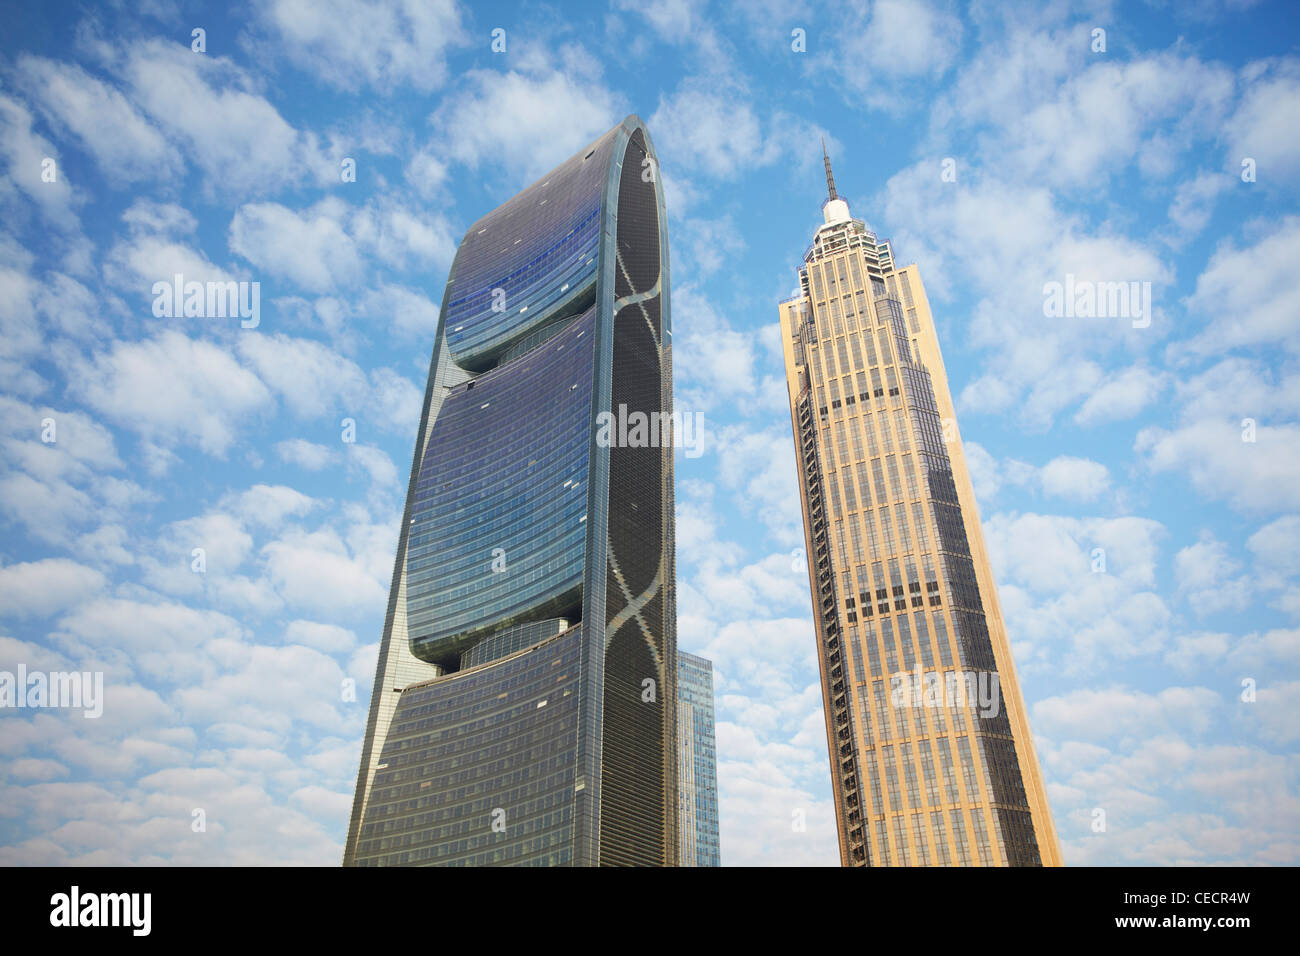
[820, 138, 851, 225]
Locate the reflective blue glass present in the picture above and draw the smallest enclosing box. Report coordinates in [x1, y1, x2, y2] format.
[354, 627, 582, 867]
[441, 128, 618, 370]
[406, 309, 595, 665]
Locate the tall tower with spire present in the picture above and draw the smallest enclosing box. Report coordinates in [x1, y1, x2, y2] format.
[777, 143, 1062, 867]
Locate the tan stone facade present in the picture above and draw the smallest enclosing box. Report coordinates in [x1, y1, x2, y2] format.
[779, 160, 1062, 866]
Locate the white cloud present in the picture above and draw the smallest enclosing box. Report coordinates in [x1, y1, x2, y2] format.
[432, 65, 623, 182]
[716, 722, 838, 866]
[0, 558, 106, 619]
[225, 484, 317, 529]
[258, 0, 465, 92]
[1136, 419, 1300, 513]
[1163, 630, 1232, 673]
[1039, 456, 1111, 502]
[821, 0, 962, 111]
[1222, 58, 1300, 185]
[0, 473, 94, 547]
[672, 286, 788, 427]
[358, 285, 440, 339]
[998, 52, 1233, 187]
[55, 597, 246, 687]
[1034, 686, 1221, 741]
[173, 643, 349, 734]
[962, 441, 1001, 503]
[7, 758, 70, 782]
[0, 92, 81, 230]
[958, 447, 1109, 504]
[121, 199, 197, 237]
[229, 199, 362, 294]
[0, 763, 346, 864]
[991, 513, 1164, 592]
[350, 200, 458, 272]
[15, 55, 181, 184]
[699, 619, 838, 866]
[117, 39, 330, 195]
[284, 620, 357, 655]
[35, 272, 109, 347]
[262, 527, 388, 614]
[1167, 626, 1300, 674]
[346, 444, 400, 489]
[1247, 514, 1300, 585]
[650, 83, 774, 179]
[985, 512, 1170, 673]
[0, 398, 144, 548]
[1164, 170, 1232, 245]
[404, 145, 450, 199]
[0, 396, 123, 479]
[275, 439, 338, 470]
[141, 510, 254, 596]
[236, 332, 368, 420]
[75, 524, 134, 566]
[0, 258, 43, 393]
[103, 232, 238, 298]
[1074, 365, 1166, 425]
[71, 331, 271, 460]
[880, 165, 1171, 427]
[366, 368, 422, 436]
[687, 554, 810, 620]
[1168, 357, 1300, 426]
[674, 214, 745, 281]
[1183, 215, 1300, 354]
[611, 0, 737, 69]
[1043, 735, 1300, 865]
[1174, 533, 1251, 617]
[712, 423, 803, 545]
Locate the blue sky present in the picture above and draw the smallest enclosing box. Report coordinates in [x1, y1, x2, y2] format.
[0, 0, 1297, 866]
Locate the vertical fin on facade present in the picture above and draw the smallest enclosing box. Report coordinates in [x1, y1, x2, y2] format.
[598, 124, 676, 866]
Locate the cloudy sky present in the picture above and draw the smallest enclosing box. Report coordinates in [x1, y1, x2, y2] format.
[1, 0, 1297, 866]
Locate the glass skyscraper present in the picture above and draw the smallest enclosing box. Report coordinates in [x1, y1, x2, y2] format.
[676, 651, 720, 867]
[778, 146, 1062, 867]
[344, 115, 678, 867]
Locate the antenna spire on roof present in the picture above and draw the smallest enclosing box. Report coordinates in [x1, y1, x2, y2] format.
[822, 137, 838, 201]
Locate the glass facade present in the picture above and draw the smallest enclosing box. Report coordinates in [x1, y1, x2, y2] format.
[344, 116, 677, 867]
[441, 129, 615, 371]
[677, 651, 720, 867]
[777, 147, 1062, 867]
[405, 308, 595, 667]
[460, 617, 569, 670]
[353, 627, 582, 866]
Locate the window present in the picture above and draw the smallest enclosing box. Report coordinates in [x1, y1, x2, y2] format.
[913, 611, 934, 669]
[883, 745, 902, 810]
[893, 815, 912, 864]
[937, 737, 961, 803]
[949, 809, 973, 866]
[862, 331, 878, 366]
[930, 811, 952, 866]
[880, 619, 897, 674]
[919, 745, 940, 805]
[912, 814, 931, 866]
